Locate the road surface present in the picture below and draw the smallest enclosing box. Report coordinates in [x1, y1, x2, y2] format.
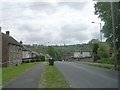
[55, 61, 118, 88]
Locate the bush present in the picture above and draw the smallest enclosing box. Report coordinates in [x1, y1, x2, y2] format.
[94, 54, 100, 62]
[41, 55, 45, 61]
[101, 58, 114, 64]
[117, 52, 120, 65]
[97, 45, 109, 58]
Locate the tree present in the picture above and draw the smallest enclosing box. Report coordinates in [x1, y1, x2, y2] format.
[94, 2, 120, 64]
[93, 43, 99, 62]
[88, 39, 99, 51]
[47, 46, 59, 60]
[88, 39, 99, 44]
[97, 45, 109, 58]
[93, 43, 99, 54]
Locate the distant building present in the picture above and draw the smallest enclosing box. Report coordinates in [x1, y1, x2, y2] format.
[22, 45, 32, 61]
[74, 50, 91, 59]
[22, 45, 42, 63]
[0, 31, 23, 67]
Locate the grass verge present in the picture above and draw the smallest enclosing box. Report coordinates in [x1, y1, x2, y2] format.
[2, 62, 40, 86]
[40, 64, 70, 88]
[89, 63, 114, 69]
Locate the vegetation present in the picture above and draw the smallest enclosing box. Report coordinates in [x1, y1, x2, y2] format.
[89, 63, 114, 69]
[93, 43, 99, 62]
[94, 2, 120, 65]
[41, 55, 46, 61]
[46, 46, 59, 60]
[2, 62, 40, 86]
[101, 58, 114, 64]
[40, 64, 70, 88]
[0, 69, 2, 88]
[25, 40, 112, 63]
[97, 45, 109, 58]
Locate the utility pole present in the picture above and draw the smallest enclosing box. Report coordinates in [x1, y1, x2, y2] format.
[110, 2, 117, 68]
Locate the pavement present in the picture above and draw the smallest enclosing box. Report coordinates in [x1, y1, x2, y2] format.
[2, 62, 45, 89]
[55, 61, 118, 88]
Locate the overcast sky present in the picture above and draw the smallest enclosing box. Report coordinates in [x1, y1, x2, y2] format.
[0, 0, 105, 45]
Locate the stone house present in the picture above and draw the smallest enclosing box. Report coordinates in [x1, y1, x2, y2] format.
[22, 45, 42, 62]
[22, 45, 32, 60]
[0, 31, 23, 67]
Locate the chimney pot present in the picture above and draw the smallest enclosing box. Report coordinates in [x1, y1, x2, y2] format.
[6, 31, 10, 35]
[20, 41, 23, 44]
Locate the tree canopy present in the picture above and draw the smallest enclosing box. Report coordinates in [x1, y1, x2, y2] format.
[94, 2, 120, 63]
[47, 46, 59, 60]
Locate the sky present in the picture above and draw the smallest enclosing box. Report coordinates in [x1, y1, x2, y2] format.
[0, 0, 105, 45]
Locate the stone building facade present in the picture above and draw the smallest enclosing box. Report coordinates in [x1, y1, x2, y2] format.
[0, 31, 23, 67]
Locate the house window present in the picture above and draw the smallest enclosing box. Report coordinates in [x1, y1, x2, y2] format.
[81, 52, 83, 54]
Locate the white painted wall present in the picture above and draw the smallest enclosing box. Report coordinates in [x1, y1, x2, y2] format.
[22, 51, 31, 59]
[74, 52, 80, 58]
[74, 51, 91, 58]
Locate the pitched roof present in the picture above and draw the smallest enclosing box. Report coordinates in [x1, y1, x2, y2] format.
[22, 45, 31, 51]
[1, 32, 22, 47]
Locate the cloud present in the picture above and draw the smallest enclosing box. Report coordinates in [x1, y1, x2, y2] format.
[1, 1, 103, 45]
[58, 2, 88, 10]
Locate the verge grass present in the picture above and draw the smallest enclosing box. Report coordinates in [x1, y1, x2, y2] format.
[89, 63, 114, 69]
[40, 64, 70, 88]
[2, 62, 40, 86]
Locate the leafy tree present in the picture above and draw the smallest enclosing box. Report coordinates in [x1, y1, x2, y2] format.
[94, 2, 120, 64]
[88, 39, 99, 51]
[97, 45, 109, 58]
[47, 46, 59, 60]
[93, 43, 99, 62]
[93, 43, 99, 54]
[41, 55, 45, 61]
[89, 39, 99, 44]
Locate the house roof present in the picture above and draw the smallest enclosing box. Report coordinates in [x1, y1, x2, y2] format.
[1, 32, 22, 47]
[76, 47, 92, 52]
[75, 44, 92, 52]
[22, 45, 31, 51]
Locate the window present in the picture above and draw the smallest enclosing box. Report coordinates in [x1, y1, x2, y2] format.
[81, 52, 83, 54]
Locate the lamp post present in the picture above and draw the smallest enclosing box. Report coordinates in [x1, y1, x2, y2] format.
[92, 22, 102, 61]
[92, 22, 102, 43]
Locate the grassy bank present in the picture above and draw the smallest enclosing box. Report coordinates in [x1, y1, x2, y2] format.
[88, 63, 114, 69]
[40, 64, 70, 88]
[2, 62, 40, 86]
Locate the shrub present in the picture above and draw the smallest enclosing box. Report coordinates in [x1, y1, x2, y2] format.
[101, 58, 113, 64]
[94, 54, 100, 62]
[41, 55, 45, 61]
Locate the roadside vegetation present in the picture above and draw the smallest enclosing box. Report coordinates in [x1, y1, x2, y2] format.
[2, 62, 40, 86]
[89, 63, 114, 69]
[40, 64, 70, 88]
[94, 2, 120, 67]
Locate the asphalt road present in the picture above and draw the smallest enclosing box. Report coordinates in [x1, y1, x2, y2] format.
[55, 61, 118, 88]
[3, 62, 45, 88]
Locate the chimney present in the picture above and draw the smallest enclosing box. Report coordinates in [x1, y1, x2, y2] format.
[20, 41, 23, 44]
[6, 31, 10, 35]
